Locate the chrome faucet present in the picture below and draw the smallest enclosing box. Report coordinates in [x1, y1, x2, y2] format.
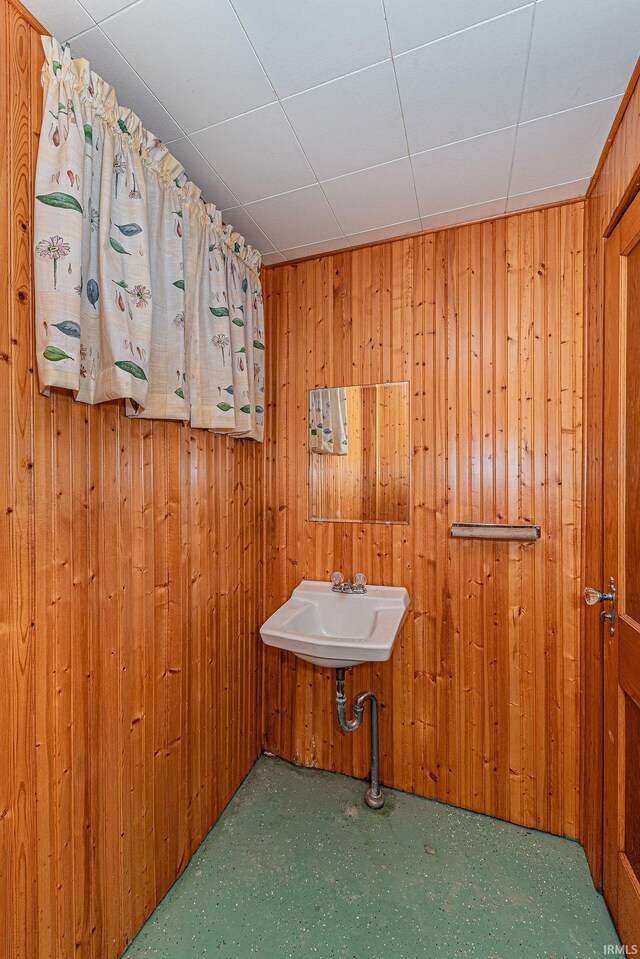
[330, 571, 367, 594]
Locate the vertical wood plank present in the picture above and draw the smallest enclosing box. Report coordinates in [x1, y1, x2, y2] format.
[1, 5, 38, 957]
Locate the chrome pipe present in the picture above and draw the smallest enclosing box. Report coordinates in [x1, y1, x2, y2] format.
[335, 668, 384, 809]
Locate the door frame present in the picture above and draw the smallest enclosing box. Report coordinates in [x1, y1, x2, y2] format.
[603, 186, 640, 943]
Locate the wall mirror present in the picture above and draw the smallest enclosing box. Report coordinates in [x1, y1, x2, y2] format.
[308, 381, 410, 524]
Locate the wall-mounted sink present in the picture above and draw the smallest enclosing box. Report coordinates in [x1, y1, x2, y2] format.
[260, 580, 410, 668]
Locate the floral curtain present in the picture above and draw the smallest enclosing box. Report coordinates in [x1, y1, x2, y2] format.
[309, 388, 348, 454]
[34, 38, 264, 440]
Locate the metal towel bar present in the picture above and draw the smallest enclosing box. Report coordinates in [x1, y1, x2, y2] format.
[450, 523, 541, 542]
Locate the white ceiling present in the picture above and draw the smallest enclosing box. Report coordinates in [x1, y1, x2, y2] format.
[26, 0, 640, 264]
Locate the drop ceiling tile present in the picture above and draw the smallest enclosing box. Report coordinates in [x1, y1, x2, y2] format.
[510, 97, 621, 197]
[244, 185, 342, 250]
[102, 0, 276, 133]
[230, 0, 389, 98]
[421, 197, 507, 232]
[25, 0, 94, 42]
[261, 252, 287, 266]
[506, 178, 589, 213]
[192, 104, 315, 204]
[322, 158, 418, 235]
[79, 0, 135, 21]
[396, 6, 533, 154]
[384, 0, 530, 56]
[412, 126, 515, 217]
[283, 61, 406, 181]
[521, 0, 640, 122]
[220, 206, 276, 254]
[68, 28, 182, 143]
[280, 238, 350, 260]
[166, 138, 238, 209]
[346, 217, 422, 246]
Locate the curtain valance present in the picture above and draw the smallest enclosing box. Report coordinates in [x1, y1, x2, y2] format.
[34, 37, 264, 440]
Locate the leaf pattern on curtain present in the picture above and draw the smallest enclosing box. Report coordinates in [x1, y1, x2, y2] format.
[34, 37, 264, 441]
[184, 202, 264, 435]
[309, 388, 349, 454]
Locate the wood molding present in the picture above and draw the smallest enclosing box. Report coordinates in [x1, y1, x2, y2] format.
[8, 0, 45, 34]
[587, 57, 640, 199]
[603, 160, 640, 238]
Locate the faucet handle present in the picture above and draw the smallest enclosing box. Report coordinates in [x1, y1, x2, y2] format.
[331, 571, 344, 587]
[353, 573, 367, 589]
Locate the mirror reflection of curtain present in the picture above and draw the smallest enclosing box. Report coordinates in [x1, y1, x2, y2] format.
[309, 388, 348, 455]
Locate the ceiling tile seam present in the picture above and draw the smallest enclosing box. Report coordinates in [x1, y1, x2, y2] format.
[518, 92, 624, 128]
[320, 153, 411, 185]
[504, 91, 625, 199]
[66, 0, 151, 39]
[222, 125, 522, 208]
[137, 19, 621, 142]
[186, 100, 286, 139]
[214, 127, 518, 209]
[346, 215, 424, 242]
[224, 0, 284, 103]
[420, 195, 507, 221]
[507, 175, 591, 199]
[231, 175, 361, 213]
[380, 0, 421, 223]
[269, 173, 590, 259]
[307, 185, 351, 245]
[409, 124, 518, 159]
[220, 127, 527, 208]
[226, 0, 349, 244]
[504, 0, 538, 200]
[65, 0, 97, 36]
[218, 1, 551, 115]
[67, 25, 98, 45]
[65, 24, 191, 142]
[228, 181, 307, 209]
[393, 2, 536, 61]
[278, 57, 393, 103]
[177, 108, 514, 149]
[93, 0, 151, 28]
[55, 45, 521, 163]
[232, 204, 287, 256]
[180, 136, 244, 209]
[281, 233, 355, 256]
[224, 0, 333, 250]
[127, 98, 602, 213]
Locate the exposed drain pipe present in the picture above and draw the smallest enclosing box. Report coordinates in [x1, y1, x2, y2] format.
[335, 667, 384, 809]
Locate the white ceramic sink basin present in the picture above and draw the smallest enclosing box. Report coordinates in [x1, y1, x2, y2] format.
[260, 580, 410, 668]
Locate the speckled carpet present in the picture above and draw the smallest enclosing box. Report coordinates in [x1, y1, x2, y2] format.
[123, 755, 617, 959]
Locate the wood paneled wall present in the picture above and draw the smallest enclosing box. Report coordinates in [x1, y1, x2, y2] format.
[582, 60, 640, 890]
[263, 203, 584, 839]
[1, 4, 264, 957]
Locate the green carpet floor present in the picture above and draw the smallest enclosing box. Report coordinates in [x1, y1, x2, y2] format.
[124, 755, 618, 959]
